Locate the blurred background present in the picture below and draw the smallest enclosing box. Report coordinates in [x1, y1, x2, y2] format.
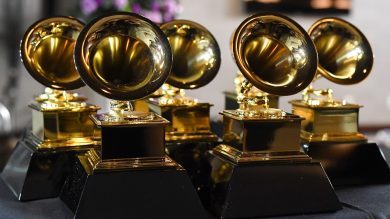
[0, 0, 390, 143]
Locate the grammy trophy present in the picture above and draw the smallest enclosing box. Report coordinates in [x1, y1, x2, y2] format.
[208, 13, 341, 218]
[290, 17, 390, 185]
[1, 16, 99, 201]
[147, 19, 221, 203]
[59, 12, 207, 219]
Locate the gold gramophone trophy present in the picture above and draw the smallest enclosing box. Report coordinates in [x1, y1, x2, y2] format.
[224, 72, 279, 110]
[208, 13, 341, 218]
[0, 17, 99, 201]
[147, 20, 220, 201]
[59, 13, 206, 219]
[290, 17, 390, 185]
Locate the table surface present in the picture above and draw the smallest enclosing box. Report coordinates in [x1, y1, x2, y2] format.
[1, 145, 390, 219]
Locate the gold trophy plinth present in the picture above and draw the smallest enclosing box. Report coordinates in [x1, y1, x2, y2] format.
[208, 13, 341, 218]
[147, 20, 220, 203]
[59, 13, 206, 219]
[148, 100, 216, 142]
[290, 17, 390, 185]
[1, 17, 100, 201]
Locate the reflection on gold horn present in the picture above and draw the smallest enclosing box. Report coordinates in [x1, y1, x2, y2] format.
[232, 14, 317, 97]
[302, 17, 374, 105]
[230, 13, 317, 117]
[21, 16, 85, 90]
[75, 13, 172, 101]
[310, 17, 373, 85]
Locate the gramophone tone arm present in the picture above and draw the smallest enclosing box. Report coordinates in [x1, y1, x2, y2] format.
[302, 85, 333, 103]
[237, 79, 269, 110]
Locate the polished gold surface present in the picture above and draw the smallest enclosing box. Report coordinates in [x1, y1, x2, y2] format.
[35, 88, 86, 104]
[309, 17, 373, 85]
[212, 145, 310, 164]
[232, 13, 317, 97]
[79, 149, 178, 174]
[224, 91, 279, 109]
[160, 20, 221, 90]
[21, 16, 85, 90]
[215, 13, 317, 163]
[301, 17, 373, 105]
[146, 20, 220, 142]
[75, 12, 172, 101]
[157, 84, 198, 106]
[290, 17, 373, 142]
[291, 100, 366, 142]
[30, 104, 100, 149]
[148, 100, 218, 142]
[19, 17, 101, 149]
[221, 111, 303, 151]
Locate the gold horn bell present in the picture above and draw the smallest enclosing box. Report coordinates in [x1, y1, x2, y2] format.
[75, 13, 172, 102]
[162, 20, 220, 90]
[310, 17, 373, 86]
[232, 14, 317, 97]
[21, 16, 85, 91]
[290, 17, 373, 142]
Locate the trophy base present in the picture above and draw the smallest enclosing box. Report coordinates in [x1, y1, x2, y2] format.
[166, 141, 217, 206]
[0, 134, 87, 201]
[306, 141, 390, 186]
[60, 153, 207, 219]
[208, 150, 341, 218]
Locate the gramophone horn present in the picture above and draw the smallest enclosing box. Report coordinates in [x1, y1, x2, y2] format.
[232, 13, 318, 96]
[308, 17, 373, 85]
[21, 16, 85, 90]
[160, 20, 221, 89]
[75, 12, 172, 100]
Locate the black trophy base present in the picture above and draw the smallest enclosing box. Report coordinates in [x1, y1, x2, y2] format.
[60, 157, 207, 219]
[307, 141, 390, 186]
[0, 136, 80, 201]
[166, 141, 216, 206]
[208, 152, 341, 218]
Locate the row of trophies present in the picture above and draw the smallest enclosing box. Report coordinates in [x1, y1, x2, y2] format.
[1, 11, 389, 218]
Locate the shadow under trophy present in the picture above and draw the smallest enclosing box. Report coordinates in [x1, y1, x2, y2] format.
[1, 16, 99, 201]
[207, 13, 341, 218]
[290, 17, 390, 186]
[59, 12, 207, 219]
